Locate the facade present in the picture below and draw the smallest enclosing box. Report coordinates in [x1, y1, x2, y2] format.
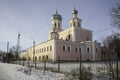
[24, 9, 101, 62]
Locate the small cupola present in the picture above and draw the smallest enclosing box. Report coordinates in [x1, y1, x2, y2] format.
[72, 8, 78, 18]
[72, 8, 78, 15]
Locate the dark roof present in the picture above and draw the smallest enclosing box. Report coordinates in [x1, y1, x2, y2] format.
[51, 10, 62, 20]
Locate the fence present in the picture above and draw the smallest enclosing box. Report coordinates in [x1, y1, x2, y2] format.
[3, 57, 120, 80]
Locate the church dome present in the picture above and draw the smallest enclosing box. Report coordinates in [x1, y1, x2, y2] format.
[51, 10, 62, 20]
[72, 9, 78, 14]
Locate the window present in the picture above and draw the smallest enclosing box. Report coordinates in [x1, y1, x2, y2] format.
[87, 48, 89, 53]
[68, 34, 71, 40]
[35, 56, 37, 61]
[73, 22, 75, 26]
[47, 47, 49, 51]
[86, 38, 89, 41]
[63, 46, 65, 51]
[96, 48, 97, 52]
[76, 48, 78, 53]
[44, 47, 46, 52]
[68, 46, 70, 52]
[79, 48, 81, 53]
[50, 46, 52, 51]
[46, 55, 48, 60]
[55, 23, 56, 28]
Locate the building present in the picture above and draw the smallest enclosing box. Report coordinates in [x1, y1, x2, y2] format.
[19, 51, 27, 59]
[101, 46, 116, 61]
[24, 8, 101, 62]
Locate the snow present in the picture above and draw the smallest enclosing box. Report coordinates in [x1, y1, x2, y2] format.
[0, 61, 119, 80]
[0, 62, 65, 80]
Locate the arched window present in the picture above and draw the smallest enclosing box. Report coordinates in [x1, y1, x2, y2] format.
[35, 56, 37, 61]
[73, 22, 75, 26]
[50, 46, 52, 51]
[86, 38, 89, 41]
[68, 34, 71, 40]
[55, 23, 56, 28]
[68, 46, 71, 52]
[79, 48, 81, 53]
[76, 48, 78, 53]
[87, 48, 90, 53]
[63, 46, 66, 51]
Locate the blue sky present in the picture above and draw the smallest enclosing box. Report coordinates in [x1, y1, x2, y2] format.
[0, 0, 119, 51]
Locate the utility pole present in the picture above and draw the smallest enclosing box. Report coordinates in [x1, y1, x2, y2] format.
[6, 41, 9, 62]
[16, 33, 21, 63]
[79, 53, 82, 80]
[7, 42, 9, 53]
[58, 56, 60, 72]
[33, 40, 35, 63]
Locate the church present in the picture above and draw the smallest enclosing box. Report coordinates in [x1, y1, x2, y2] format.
[23, 8, 101, 62]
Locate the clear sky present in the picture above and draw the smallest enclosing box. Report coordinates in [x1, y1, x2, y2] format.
[0, 0, 119, 51]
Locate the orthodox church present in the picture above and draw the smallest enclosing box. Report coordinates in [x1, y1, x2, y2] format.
[24, 8, 101, 62]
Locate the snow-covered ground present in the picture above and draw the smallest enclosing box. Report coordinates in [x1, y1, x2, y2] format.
[0, 62, 65, 80]
[0, 61, 119, 80]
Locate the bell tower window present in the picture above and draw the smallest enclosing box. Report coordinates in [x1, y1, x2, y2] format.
[55, 23, 56, 28]
[68, 34, 71, 40]
[73, 22, 75, 26]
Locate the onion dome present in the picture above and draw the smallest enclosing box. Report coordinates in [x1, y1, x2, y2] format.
[72, 8, 78, 15]
[51, 10, 62, 20]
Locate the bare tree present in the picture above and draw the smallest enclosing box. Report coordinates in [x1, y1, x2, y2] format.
[101, 34, 120, 80]
[110, 3, 120, 30]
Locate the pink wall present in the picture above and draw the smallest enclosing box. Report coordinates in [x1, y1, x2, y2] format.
[76, 28, 92, 42]
[55, 40, 101, 61]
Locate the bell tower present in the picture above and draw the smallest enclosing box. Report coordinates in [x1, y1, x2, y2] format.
[69, 8, 82, 28]
[51, 10, 62, 32]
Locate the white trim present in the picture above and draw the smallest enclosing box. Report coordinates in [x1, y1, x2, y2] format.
[92, 43, 95, 61]
[53, 39, 56, 62]
[72, 27, 76, 42]
[81, 46, 84, 61]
